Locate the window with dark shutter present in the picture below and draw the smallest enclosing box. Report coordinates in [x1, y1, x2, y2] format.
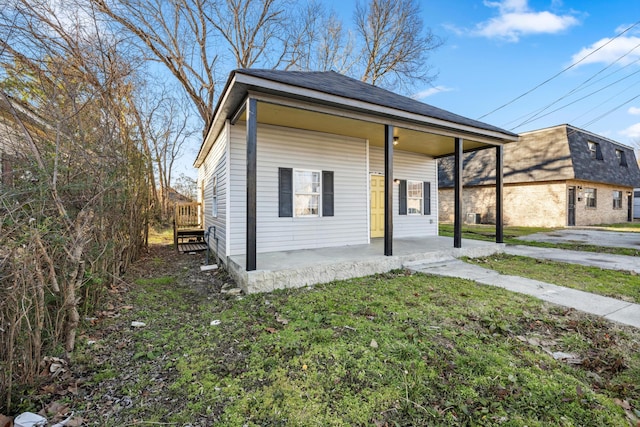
[399, 180, 407, 215]
[322, 171, 334, 217]
[278, 167, 293, 217]
[423, 182, 431, 215]
[595, 143, 603, 160]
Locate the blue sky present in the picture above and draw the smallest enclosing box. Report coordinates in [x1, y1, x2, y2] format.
[326, 0, 640, 145]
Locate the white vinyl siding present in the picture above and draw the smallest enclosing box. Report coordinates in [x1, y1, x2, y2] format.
[200, 122, 229, 259]
[369, 147, 438, 238]
[229, 123, 368, 255]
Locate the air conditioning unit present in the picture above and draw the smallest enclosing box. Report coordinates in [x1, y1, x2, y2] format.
[465, 213, 481, 224]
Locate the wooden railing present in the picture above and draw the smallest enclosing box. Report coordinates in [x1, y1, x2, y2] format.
[173, 202, 204, 250]
[174, 202, 202, 229]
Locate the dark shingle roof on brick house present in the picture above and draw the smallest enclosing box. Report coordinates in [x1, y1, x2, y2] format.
[438, 124, 640, 188]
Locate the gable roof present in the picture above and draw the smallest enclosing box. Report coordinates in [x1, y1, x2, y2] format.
[438, 124, 640, 188]
[195, 69, 518, 167]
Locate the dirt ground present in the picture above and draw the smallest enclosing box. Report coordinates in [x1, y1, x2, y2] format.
[12, 244, 236, 426]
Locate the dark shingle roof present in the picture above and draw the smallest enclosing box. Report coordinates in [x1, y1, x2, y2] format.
[236, 69, 516, 137]
[438, 124, 640, 188]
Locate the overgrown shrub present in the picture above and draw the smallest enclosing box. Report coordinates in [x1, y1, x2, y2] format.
[0, 6, 151, 412]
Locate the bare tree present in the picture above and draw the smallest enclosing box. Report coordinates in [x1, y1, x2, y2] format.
[207, 0, 286, 68]
[354, 0, 443, 89]
[143, 90, 196, 218]
[91, 0, 219, 127]
[281, 1, 356, 73]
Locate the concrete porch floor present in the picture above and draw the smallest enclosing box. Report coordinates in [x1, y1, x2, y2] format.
[227, 236, 504, 293]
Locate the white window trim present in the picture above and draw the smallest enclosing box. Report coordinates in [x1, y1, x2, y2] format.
[585, 188, 597, 209]
[613, 190, 622, 210]
[407, 180, 423, 215]
[293, 169, 321, 217]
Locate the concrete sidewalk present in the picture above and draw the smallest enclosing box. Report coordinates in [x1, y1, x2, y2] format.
[406, 257, 640, 329]
[504, 245, 640, 274]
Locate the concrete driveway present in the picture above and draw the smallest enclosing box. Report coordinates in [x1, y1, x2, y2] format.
[518, 228, 640, 250]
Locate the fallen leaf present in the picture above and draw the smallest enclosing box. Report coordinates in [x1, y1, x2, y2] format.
[615, 398, 632, 410]
[265, 327, 277, 334]
[43, 401, 69, 417]
[275, 313, 289, 325]
[370, 339, 378, 349]
[0, 414, 13, 427]
[66, 417, 85, 427]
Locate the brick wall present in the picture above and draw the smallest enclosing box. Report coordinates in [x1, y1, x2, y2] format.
[439, 180, 633, 227]
[572, 181, 631, 226]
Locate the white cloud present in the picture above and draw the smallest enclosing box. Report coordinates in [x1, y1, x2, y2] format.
[620, 122, 640, 138]
[570, 36, 640, 67]
[475, 0, 580, 42]
[629, 106, 640, 115]
[412, 86, 454, 100]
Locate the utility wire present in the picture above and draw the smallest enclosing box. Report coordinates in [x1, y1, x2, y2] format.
[580, 92, 640, 128]
[507, 41, 640, 129]
[477, 20, 640, 121]
[570, 79, 640, 124]
[501, 56, 640, 128]
[510, 64, 640, 130]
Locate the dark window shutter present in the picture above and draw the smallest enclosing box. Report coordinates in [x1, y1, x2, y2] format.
[399, 179, 407, 215]
[424, 182, 431, 215]
[621, 151, 628, 167]
[278, 168, 293, 217]
[322, 171, 334, 217]
[595, 143, 603, 160]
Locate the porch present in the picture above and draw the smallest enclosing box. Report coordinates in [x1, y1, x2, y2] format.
[173, 202, 207, 253]
[227, 236, 503, 293]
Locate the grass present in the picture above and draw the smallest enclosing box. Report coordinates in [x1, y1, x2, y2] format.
[79, 269, 640, 426]
[147, 227, 174, 245]
[439, 223, 640, 256]
[467, 254, 640, 303]
[592, 222, 640, 231]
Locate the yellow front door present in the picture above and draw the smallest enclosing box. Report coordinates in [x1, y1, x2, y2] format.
[370, 175, 385, 238]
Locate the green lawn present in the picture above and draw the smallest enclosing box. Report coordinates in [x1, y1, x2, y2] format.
[76, 267, 640, 426]
[467, 254, 640, 303]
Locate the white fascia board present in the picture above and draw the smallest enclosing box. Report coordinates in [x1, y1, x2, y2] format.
[194, 74, 239, 168]
[235, 73, 518, 144]
[249, 91, 513, 147]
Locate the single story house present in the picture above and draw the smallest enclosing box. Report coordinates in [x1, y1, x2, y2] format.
[439, 124, 640, 227]
[194, 69, 517, 292]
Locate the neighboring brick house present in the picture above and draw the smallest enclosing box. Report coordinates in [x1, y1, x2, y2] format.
[439, 124, 640, 227]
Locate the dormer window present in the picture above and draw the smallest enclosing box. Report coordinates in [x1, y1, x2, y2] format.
[615, 149, 628, 167]
[588, 141, 603, 160]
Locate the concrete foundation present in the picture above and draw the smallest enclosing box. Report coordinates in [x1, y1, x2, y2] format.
[226, 236, 504, 293]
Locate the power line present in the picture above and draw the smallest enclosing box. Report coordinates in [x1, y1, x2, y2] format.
[570, 79, 640, 124]
[580, 92, 640, 128]
[507, 42, 640, 130]
[510, 63, 640, 130]
[477, 20, 640, 121]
